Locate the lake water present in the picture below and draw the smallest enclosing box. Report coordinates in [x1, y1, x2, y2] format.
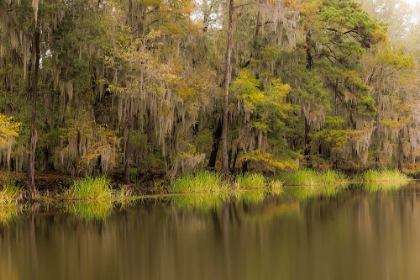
[2, 184, 420, 280]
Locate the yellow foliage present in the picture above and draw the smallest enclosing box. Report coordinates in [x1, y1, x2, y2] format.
[381, 119, 408, 129]
[61, 114, 120, 174]
[239, 150, 298, 171]
[0, 114, 21, 148]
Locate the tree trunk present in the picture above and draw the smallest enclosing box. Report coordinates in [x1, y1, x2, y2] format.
[123, 128, 132, 184]
[123, 111, 133, 184]
[27, 30, 40, 197]
[304, 30, 313, 160]
[208, 118, 222, 169]
[398, 127, 404, 171]
[306, 30, 313, 70]
[304, 116, 311, 158]
[221, 0, 234, 175]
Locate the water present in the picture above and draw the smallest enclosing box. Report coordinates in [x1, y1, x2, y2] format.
[2, 185, 420, 280]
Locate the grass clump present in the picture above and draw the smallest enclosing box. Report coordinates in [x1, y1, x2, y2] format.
[65, 176, 112, 200]
[280, 168, 348, 186]
[0, 179, 20, 206]
[169, 172, 226, 193]
[236, 173, 266, 189]
[0, 179, 21, 224]
[358, 168, 411, 192]
[361, 169, 410, 183]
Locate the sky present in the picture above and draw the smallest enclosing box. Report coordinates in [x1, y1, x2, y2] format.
[406, 0, 420, 5]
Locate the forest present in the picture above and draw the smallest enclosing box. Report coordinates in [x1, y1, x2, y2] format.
[0, 0, 419, 194]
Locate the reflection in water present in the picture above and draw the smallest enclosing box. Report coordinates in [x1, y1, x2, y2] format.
[0, 206, 19, 224]
[1, 185, 420, 279]
[362, 180, 410, 192]
[170, 194, 224, 213]
[65, 200, 113, 221]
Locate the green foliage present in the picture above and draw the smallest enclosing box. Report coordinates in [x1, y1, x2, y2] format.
[311, 116, 348, 152]
[65, 176, 112, 200]
[359, 94, 377, 115]
[0, 0, 418, 184]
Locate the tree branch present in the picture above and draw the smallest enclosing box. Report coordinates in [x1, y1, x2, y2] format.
[233, 2, 260, 10]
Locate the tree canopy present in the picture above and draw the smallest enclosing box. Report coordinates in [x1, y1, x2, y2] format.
[0, 0, 419, 191]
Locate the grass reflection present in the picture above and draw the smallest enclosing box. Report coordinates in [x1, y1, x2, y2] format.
[236, 190, 266, 204]
[66, 200, 112, 221]
[0, 206, 19, 224]
[362, 181, 411, 192]
[171, 194, 226, 212]
[286, 184, 348, 200]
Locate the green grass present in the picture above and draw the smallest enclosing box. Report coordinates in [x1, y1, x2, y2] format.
[168, 171, 227, 193]
[0, 179, 21, 224]
[236, 173, 266, 189]
[0, 207, 19, 224]
[279, 168, 348, 186]
[360, 169, 410, 182]
[65, 176, 112, 200]
[0, 179, 20, 206]
[357, 169, 411, 192]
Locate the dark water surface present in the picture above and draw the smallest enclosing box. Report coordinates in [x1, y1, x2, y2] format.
[2, 185, 420, 280]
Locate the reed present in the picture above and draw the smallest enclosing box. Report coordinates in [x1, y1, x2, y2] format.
[0, 179, 20, 206]
[236, 173, 266, 189]
[168, 171, 226, 193]
[65, 176, 112, 200]
[361, 169, 410, 182]
[0, 207, 19, 224]
[280, 168, 348, 186]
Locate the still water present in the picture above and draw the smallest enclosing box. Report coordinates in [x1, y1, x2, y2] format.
[2, 185, 420, 280]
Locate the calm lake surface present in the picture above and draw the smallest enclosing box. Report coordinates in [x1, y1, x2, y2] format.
[2, 184, 420, 280]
